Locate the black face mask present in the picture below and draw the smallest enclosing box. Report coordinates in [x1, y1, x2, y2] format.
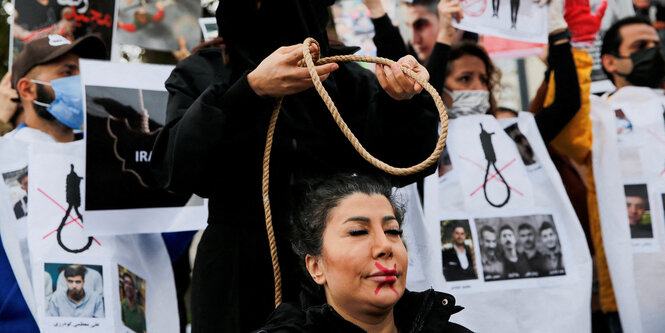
[616, 47, 665, 88]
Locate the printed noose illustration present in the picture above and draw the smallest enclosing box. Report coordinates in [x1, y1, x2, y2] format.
[56, 164, 93, 253]
[479, 123, 511, 207]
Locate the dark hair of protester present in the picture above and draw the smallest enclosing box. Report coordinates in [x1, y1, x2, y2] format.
[539, 221, 555, 234]
[600, 16, 653, 82]
[291, 173, 403, 303]
[64, 265, 87, 279]
[446, 41, 501, 113]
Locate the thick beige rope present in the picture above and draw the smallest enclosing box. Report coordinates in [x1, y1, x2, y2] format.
[262, 38, 449, 308]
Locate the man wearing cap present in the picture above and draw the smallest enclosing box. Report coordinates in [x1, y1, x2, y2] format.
[5, 34, 107, 143]
[0, 34, 106, 332]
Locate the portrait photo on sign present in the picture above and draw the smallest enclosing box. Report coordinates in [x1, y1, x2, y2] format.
[438, 147, 454, 178]
[85, 85, 201, 211]
[475, 214, 565, 281]
[624, 184, 653, 238]
[11, 0, 113, 63]
[503, 123, 536, 166]
[441, 219, 478, 282]
[115, 0, 201, 52]
[118, 265, 147, 333]
[44, 263, 105, 318]
[2, 166, 29, 220]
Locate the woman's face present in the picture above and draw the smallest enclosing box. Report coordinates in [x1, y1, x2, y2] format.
[444, 54, 489, 92]
[307, 193, 408, 316]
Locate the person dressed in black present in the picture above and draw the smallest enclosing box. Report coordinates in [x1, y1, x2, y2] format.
[150, 1, 439, 331]
[442, 224, 477, 281]
[254, 174, 471, 333]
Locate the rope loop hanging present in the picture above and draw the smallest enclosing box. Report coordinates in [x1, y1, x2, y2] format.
[262, 37, 450, 308]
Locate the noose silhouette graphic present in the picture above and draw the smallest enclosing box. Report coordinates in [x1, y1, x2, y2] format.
[56, 164, 93, 253]
[479, 123, 511, 207]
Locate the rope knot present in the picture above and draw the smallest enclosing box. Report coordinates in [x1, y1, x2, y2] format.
[297, 37, 321, 67]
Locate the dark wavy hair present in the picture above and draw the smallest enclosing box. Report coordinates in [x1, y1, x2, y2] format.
[446, 41, 502, 114]
[291, 173, 404, 305]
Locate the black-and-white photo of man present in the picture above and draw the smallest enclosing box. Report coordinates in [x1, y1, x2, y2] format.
[479, 225, 504, 280]
[498, 225, 530, 279]
[534, 222, 565, 276]
[476, 214, 565, 281]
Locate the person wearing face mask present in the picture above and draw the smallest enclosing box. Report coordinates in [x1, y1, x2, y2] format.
[588, 15, 665, 331]
[600, 16, 665, 90]
[0, 35, 195, 332]
[5, 34, 106, 143]
[0, 34, 106, 333]
[441, 0, 580, 144]
[255, 173, 472, 333]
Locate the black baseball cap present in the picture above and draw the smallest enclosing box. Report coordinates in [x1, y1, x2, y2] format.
[11, 34, 107, 89]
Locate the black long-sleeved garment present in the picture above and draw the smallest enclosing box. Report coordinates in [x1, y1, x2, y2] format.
[150, 42, 439, 331]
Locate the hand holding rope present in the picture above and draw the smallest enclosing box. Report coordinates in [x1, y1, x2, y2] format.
[262, 38, 450, 307]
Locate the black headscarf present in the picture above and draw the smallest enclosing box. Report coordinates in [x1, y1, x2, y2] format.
[216, 0, 333, 68]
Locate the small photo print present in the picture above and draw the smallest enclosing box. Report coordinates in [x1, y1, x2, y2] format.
[504, 123, 536, 166]
[2, 166, 28, 220]
[44, 263, 105, 318]
[624, 184, 653, 238]
[476, 214, 565, 281]
[119, 265, 146, 333]
[440, 219, 478, 281]
[438, 147, 453, 178]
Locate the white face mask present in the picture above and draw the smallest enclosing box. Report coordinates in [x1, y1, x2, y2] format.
[444, 89, 490, 119]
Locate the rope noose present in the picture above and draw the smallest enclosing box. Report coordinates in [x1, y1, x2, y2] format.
[479, 123, 511, 208]
[262, 38, 450, 307]
[57, 164, 94, 253]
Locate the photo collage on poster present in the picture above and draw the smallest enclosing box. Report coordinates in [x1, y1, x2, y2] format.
[440, 214, 566, 286]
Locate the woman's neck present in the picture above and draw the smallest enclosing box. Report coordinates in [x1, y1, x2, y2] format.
[329, 302, 398, 333]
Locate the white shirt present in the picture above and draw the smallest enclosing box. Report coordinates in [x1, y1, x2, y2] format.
[455, 245, 469, 270]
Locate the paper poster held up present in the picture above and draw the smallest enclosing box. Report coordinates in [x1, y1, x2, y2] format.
[453, 0, 548, 43]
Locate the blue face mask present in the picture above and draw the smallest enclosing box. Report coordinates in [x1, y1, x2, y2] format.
[31, 75, 83, 129]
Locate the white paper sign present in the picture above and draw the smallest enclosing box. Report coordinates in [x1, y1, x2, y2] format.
[27, 141, 179, 333]
[452, 0, 548, 43]
[80, 59, 207, 235]
[591, 87, 665, 333]
[405, 112, 591, 332]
